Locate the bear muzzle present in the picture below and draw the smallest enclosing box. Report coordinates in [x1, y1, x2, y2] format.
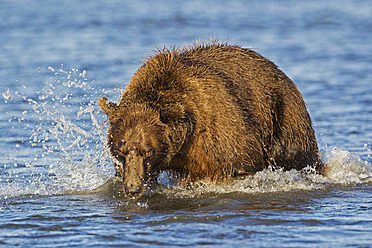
[123, 155, 148, 199]
[124, 182, 145, 198]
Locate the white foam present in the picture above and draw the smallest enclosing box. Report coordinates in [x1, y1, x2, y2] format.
[157, 146, 372, 198]
[322, 146, 372, 184]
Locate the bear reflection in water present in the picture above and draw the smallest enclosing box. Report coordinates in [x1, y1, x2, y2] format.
[99, 41, 322, 199]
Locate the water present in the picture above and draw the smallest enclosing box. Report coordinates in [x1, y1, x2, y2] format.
[1, 0, 371, 247]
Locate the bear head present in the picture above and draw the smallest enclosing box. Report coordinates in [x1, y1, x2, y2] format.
[99, 97, 191, 198]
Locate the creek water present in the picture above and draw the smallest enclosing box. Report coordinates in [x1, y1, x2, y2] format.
[1, 0, 371, 247]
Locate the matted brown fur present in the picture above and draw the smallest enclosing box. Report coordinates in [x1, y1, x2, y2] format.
[99, 41, 321, 198]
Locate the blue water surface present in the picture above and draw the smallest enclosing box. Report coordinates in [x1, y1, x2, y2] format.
[1, 0, 371, 247]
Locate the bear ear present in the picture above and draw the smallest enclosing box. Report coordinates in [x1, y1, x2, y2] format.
[98, 97, 117, 117]
[160, 103, 186, 124]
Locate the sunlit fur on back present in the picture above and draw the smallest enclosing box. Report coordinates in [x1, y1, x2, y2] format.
[99, 41, 321, 198]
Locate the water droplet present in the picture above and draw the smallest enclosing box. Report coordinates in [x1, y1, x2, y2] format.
[2, 88, 13, 103]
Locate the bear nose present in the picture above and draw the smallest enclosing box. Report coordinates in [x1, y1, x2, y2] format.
[124, 185, 142, 198]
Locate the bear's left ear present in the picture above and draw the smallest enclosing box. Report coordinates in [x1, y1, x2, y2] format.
[98, 97, 117, 117]
[160, 103, 186, 124]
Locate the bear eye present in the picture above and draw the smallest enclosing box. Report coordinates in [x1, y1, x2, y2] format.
[145, 151, 154, 157]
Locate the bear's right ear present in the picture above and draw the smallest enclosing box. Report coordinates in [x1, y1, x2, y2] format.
[98, 97, 117, 117]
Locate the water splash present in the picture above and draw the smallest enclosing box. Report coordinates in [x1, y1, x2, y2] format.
[1, 66, 114, 198]
[322, 146, 372, 184]
[157, 146, 372, 199]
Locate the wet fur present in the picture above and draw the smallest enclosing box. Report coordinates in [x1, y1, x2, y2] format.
[99, 41, 321, 196]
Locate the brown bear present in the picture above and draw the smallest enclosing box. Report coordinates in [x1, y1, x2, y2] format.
[99, 41, 322, 198]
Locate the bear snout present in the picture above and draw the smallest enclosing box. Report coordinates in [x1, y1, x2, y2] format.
[124, 183, 145, 198]
[123, 176, 146, 199]
[123, 153, 147, 198]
